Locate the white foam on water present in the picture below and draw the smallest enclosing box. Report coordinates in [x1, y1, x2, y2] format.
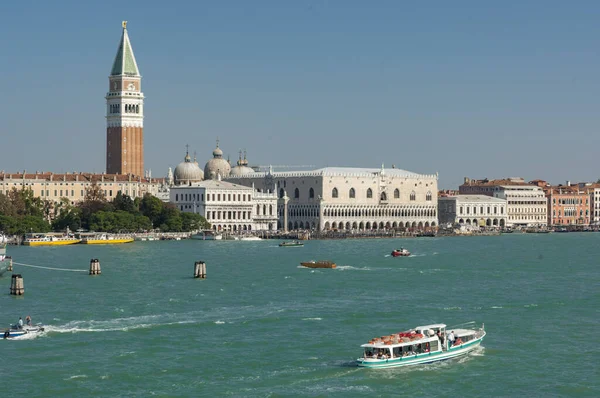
[491, 306, 503, 309]
[214, 321, 225, 324]
[302, 317, 322, 321]
[335, 265, 372, 271]
[444, 307, 462, 311]
[384, 254, 391, 257]
[65, 375, 88, 380]
[524, 304, 538, 308]
[100, 375, 109, 380]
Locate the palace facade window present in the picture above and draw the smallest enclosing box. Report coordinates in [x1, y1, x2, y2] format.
[394, 188, 400, 199]
[367, 188, 373, 199]
[349, 188, 355, 198]
[332, 188, 338, 198]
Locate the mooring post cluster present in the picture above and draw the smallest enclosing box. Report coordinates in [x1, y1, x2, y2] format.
[194, 261, 206, 279]
[10, 274, 24, 295]
[89, 259, 101, 275]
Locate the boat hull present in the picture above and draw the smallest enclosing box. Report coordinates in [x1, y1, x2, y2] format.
[301, 261, 336, 269]
[3, 325, 45, 339]
[24, 240, 80, 246]
[357, 336, 484, 368]
[81, 238, 134, 244]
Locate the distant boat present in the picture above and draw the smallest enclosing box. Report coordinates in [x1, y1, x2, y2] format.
[240, 236, 262, 241]
[23, 233, 80, 246]
[190, 231, 222, 240]
[3, 323, 45, 339]
[300, 260, 336, 269]
[391, 248, 411, 257]
[279, 241, 304, 247]
[80, 234, 134, 244]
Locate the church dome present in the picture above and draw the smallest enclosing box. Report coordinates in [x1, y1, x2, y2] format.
[174, 150, 204, 184]
[229, 150, 254, 177]
[204, 141, 231, 180]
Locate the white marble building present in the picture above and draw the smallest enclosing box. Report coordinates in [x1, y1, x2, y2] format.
[227, 165, 438, 231]
[169, 179, 278, 232]
[438, 195, 508, 227]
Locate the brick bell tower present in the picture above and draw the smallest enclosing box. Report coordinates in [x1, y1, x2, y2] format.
[106, 21, 144, 176]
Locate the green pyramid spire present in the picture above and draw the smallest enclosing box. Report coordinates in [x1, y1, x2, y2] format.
[110, 21, 140, 76]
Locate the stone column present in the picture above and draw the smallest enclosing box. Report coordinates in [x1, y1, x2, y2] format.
[282, 193, 289, 232]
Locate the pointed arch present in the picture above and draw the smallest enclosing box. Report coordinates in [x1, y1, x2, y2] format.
[332, 187, 338, 198]
[294, 188, 299, 199]
[367, 188, 373, 199]
[380, 191, 387, 201]
[410, 191, 416, 201]
[394, 188, 400, 199]
[349, 188, 355, 198]
[426, 191, 432, 201]
[309, 187, 314, 199]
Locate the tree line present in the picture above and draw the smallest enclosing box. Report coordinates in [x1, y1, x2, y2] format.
[0, 183, 210, 235]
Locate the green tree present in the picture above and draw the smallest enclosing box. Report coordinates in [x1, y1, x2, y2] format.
[139, 194, 164, 227]
[112, 192, 136, 213]
[157, 204, 182, 231]
[181, 212, 210, 231]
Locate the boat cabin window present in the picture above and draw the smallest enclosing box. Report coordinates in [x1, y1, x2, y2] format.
[364, 348, 391, 359]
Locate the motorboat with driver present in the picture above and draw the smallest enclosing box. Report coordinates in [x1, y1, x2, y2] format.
[391, 248, 411, 257]
[3, 323, 45, 339]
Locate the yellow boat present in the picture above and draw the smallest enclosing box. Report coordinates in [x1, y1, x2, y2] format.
[80, 234, 134, 245]
[23, 234, 80, 246]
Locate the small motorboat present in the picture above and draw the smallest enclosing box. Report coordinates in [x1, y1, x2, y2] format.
[300, 260, 336, 269]
[391, 248, 411, 257]
[3, 323, 45, 339]
[279, 241, 304, 247]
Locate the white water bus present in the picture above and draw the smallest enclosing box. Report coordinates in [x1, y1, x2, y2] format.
[356, 323, 485, 368]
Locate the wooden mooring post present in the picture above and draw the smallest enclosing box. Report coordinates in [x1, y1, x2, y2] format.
[89, 259, 101, 275]
[194, 261, 206, 279]
[7, 256, 12, 272]
[10, 274, 24, 295]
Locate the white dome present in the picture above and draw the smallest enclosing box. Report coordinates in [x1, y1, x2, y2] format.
[204, 142, 231, 180]
[230, 165, 254, 177]
[204, 158, 231, 180]
[174, 152, 204, 184]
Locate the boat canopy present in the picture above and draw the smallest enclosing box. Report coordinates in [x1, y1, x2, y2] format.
[361, 336, 439, 349]
[415, 324, 446, 331]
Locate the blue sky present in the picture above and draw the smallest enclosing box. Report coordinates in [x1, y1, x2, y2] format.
[2, 1, 600, 188]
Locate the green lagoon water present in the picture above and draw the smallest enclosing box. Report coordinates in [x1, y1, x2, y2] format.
[1, 234, 599, 397]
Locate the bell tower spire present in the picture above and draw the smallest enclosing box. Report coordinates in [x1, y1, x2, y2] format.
[106, 21, 144, 176]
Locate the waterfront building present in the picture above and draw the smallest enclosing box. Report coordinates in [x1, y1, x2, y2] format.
[541, 183, 591, 226]
[459, 177, 547, 227]
[438, 195, 508, 227]
[0, 171, 165, 205]
[227, 165, 438, 231]
[169, 179, 278, 231]
[106, 21, 145, 177]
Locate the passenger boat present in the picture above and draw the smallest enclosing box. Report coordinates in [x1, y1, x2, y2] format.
[190, 230, 222, 240]
[300, 260, 336, 269]
[279, 241, 304, 247]
[0, 244, 10, 276]
[23, 233, 80, 246]
[80, 234, 134, 244]
[3, 323, 45, 339]
[391, 248, 410, 257]
[240, 236, 262, 241]
[356, 323, 485, 368]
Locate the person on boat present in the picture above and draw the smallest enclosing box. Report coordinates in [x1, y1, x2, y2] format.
[448, 331, 455, 347]
[26, 315, 31, 326]
[17, 317, 23, 329]
[454, 337, 463, 345]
